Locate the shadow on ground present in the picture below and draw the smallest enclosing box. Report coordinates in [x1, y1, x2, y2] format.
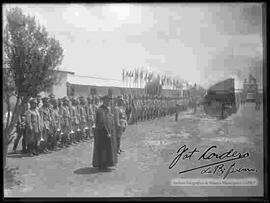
[4, 166, 22, 189]
[7, 152, 31, 159]
[74, 167, 114, 175]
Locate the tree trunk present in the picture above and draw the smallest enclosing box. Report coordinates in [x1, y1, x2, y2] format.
[3, 138, 8, 169]
[3, 97, 26, 168]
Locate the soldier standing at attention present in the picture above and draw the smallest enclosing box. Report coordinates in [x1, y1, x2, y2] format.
[25, 98, 41, 156]
[79, 96, 87, 141]
[114, 96, 127, 154]
[86, 96, 94, 139]
[93, 96, 100, 119]
[139, 97, 143, 121]
[50, 98, 61, 151]
[69, 98, 76, 145]
[132, 97, 138, 124]
[36, 95, 43, 109]
[175, 98, 180, 121]
[39, 97, 52, 153]
[48, 93, 55, 110]
[57, 98, 64, 148]
[61, 97, 71, 147]
[74, 98, 82, 142]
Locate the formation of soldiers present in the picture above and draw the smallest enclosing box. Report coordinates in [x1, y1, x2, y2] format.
[122, 94, 189, 124]
[13, 94, 100, 156]
[12, 93, 193, 156]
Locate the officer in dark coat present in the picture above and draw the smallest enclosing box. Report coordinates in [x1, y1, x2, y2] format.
[92, 95, 115, 170]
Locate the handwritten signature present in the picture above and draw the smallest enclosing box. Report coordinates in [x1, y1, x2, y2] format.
[169, 145, 257, 179]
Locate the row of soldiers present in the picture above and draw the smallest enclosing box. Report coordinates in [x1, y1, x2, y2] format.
[124, 95, 190, 124]
[13, 94, 101, 156]
[13, 93, 193, 156]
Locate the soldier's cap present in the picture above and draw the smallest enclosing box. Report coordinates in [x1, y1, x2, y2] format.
[50, 98, 57, 104]
[79, 96, 86, 100]
[41, 97, 49, 102]
[101, 95, 112, 100]
[29, 98, 37, 104]
[116, 95, 124, 100]
[71, 97, 78, 103]
[63, 97, 70, 102]
[49, 93, 55, 98]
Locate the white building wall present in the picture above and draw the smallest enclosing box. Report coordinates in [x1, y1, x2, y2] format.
[52, 72, 68, 98]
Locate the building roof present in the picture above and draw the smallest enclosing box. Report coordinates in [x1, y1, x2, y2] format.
[67, 74, 124, 88]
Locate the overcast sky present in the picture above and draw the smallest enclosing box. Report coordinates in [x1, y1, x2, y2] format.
[3, 3, 263, 88]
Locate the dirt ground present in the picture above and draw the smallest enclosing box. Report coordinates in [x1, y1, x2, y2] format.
[4, 103, 264, 197]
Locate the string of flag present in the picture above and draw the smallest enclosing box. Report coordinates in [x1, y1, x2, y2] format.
[121, 68, 196, 90]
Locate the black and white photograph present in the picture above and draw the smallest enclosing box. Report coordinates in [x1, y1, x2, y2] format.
[3, 3, 266, 198]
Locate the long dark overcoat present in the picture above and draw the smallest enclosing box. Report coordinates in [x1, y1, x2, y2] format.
[92, 104, 115, 168]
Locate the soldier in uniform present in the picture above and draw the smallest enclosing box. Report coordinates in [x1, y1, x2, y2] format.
[93, 96, 100, 117]
[78, 96, 87, 141]
[137, 97, 142, 122]
[61, 97, 71, 147]
[69, 98, 79, 144]
[48, 93, 55, 109]
[149, 97, 153, 120]
[145, 96, 149, 120]
[36, 95, 43, 109]
[85, 96, 94, 139]
[25, 98, 41, 156]
[92, 95, 116, 170]
[140, 96, 144, 121]
[143, 96, 147, 121]
[125, 99, 132, 124]
[175, 97, 180, 121]
[131, 97, 138, 124]
[39, 97, 52, 153]
[50, 98, 61, 151]
[113, 96, 127, 154]
[57, 98, 64, 148]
